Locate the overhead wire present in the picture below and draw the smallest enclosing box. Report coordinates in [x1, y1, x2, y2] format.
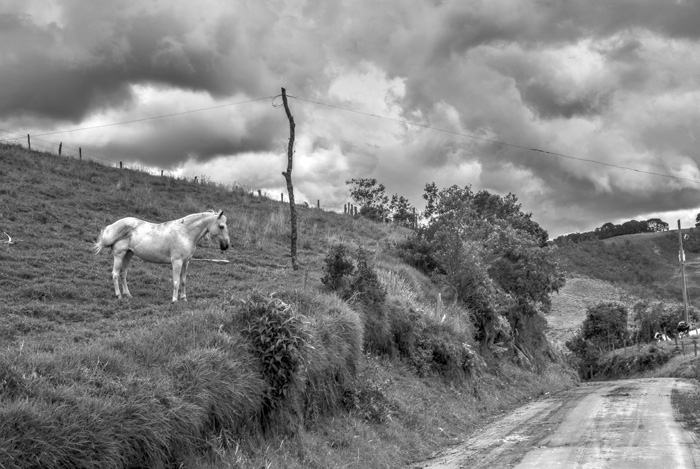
[0, 95, 275, 166]
[288, 95, 700, 186]
[3, 91, 700, 188]
[28, 95, 276, 138]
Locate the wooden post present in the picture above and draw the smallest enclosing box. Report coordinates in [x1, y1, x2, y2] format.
[281, 193, 284, 203]
[682, 340, 686, 355]
[27, 134, 30, 150]
[344, 204, 347, 215]
[161, 170, 163, 177]
[354, 206, 358, 216]
[58, 142, 62, 156]
[79, 147, 82, 160]
[258, 190, 262, 197]
[317, 199, 320, 209]
[119, 161, 123, 169]
[678, 220, 690, 324]
[280, 87, 299, 270]
[694, 340, 697, 357]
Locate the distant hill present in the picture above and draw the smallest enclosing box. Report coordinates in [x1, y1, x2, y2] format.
[547, 229, 697, 350]
[554, 229, 698, 302]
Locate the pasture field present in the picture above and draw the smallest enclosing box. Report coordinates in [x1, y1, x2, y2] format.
[0, 144, 578, 468]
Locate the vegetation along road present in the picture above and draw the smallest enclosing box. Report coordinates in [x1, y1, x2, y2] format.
[414, 378, 700, 469]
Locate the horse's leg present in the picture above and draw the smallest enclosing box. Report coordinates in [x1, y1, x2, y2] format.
[112, 254, 123, 299]
[171, 259, 183, 302]
[179, 259, 190, 302]
[120, 251, 134, 298]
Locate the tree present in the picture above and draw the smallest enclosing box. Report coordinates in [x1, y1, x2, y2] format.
[390, 194, 414, 227]
[346, 178, 389, 222]
[580, 302, 628, 351]
[401, 183, 564, 347]
[646, 218, 669, 232]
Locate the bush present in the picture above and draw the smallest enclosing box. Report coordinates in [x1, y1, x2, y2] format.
[581, 302, 629, 351]
[234, 292, 311, 413]
[321, 243, 355, 290]
[348, 247, 386, 306]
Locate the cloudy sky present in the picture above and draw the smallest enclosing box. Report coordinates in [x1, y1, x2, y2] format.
[2, 0, 700, 238]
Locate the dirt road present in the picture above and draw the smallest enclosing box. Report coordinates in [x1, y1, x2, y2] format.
[413, 378, 700, 469]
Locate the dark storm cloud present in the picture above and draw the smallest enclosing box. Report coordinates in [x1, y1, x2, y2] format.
[94, 110, 286, 168]
[0, 1, 326, 122]
[4, 0, 700, 237]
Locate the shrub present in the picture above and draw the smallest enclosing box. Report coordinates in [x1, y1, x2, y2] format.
[581, 302, 629, 351]
[347, 247, 386, 306]
[234, 293, 311, 413]
[321, 243, 355, 291]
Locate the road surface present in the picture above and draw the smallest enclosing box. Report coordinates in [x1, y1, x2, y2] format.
[413, 378, 700, 469]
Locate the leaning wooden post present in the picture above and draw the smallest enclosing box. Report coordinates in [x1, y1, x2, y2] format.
[27, 134, 30, 150]
[79, 147, 82, 160]
[280, 87, 299, 270]
[58, 142, 62, 156]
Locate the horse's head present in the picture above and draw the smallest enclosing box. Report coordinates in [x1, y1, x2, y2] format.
[209, 210, 230, 251]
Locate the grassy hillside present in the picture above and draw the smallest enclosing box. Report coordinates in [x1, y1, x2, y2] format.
[555, 230, 699, 301]
[548, 231, 697, 354]
[0, 144, 577, 468]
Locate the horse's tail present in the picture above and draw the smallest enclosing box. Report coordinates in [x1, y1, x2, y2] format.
[93, 228, 106, 255]
[93, 220, 134, 255]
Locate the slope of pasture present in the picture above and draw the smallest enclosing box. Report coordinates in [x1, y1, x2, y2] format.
[555, 229, 696, 303]
[548, 276, 636, 349]
[0, 144, 579, 469]
[601, 229, 700, 299]
[0, 143, 397, 350]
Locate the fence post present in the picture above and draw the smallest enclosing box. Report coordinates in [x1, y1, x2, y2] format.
[79, 147, 82, 160]
[27, 134, 30, 150]
[695, 340, 697, 357]
[58, 142, 62, 156]
[281, 193, 284, 203]
[258, 190, 262, 198]
[317, 199, 320, 209]
[354, 206, 358, 216]
[160, 170, 163, 177]
[119, 161, 123, 169]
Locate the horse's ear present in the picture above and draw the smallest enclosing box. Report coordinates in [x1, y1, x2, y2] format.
[218, 210, 224, 219]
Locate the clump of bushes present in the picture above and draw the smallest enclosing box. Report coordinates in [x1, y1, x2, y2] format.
[320, 243, 479, 383]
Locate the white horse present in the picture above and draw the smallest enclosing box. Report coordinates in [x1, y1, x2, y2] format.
[94, 210, 230, 302]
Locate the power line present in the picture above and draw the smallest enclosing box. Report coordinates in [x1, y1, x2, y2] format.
[289, 95, 700, 186]
[28, 96, 276, 138]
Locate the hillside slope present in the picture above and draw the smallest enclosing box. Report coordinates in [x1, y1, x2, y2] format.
[548, 229, 695, 358]
[548, 276, 635, 349]
[0, 144, 577, 469]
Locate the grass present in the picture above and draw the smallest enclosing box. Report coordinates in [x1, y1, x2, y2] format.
[0, 143, 580, 468]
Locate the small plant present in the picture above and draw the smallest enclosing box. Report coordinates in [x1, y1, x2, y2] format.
[321, 243, 355, 290]
[348, 247, 386, 306]
[238, 292, 311, 411]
